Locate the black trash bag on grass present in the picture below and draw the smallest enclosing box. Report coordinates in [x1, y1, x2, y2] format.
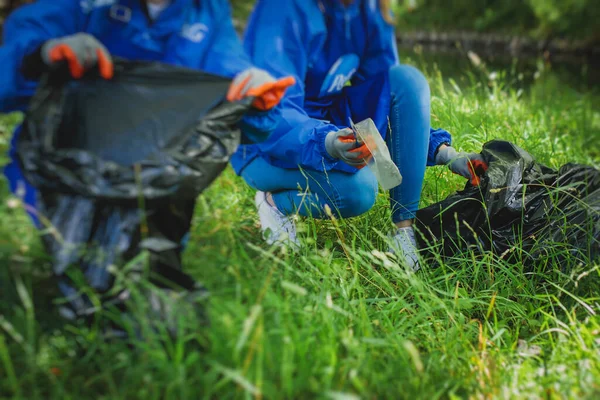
[415, 140, 600, 268]
[15, 60, 250, 331]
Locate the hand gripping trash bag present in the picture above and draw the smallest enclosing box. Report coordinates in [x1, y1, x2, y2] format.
[15, 60, 251, 331]
[416, 140, 600, 269]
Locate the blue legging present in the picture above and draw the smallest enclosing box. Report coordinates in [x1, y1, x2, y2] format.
[241, 65, 431, 223]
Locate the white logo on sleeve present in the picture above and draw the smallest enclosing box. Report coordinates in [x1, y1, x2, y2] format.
[327, 68, 357, 93]
[181, 23, 209, 43]
[319, 54, 360, 97]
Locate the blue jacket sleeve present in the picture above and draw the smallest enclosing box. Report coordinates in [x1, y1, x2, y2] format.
[196, 0, 276, 144]
[0, 0, 84, 112]
[427, 128, 452, 166]
[242, 0, 341, 171]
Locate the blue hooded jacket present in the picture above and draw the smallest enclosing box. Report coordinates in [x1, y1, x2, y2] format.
[231, 0, 451, 175]
[1, 0, 278, 221]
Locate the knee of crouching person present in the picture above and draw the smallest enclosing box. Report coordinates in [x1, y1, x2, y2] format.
[335, 173, 378, 219]
[389, 64, 430, 101]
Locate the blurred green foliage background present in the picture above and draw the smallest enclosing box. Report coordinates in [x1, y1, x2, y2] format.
[228, 0, 599, 41]
[396, 0, 599, 41]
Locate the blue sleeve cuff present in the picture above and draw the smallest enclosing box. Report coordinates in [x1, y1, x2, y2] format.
[315, 126, 339, 166]
[427, 128, 452, 166]
[239, 106, 282, 144]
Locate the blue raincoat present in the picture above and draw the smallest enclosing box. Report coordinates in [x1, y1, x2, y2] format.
[1, 0, 277, 223]
[231, 0, 451, 175]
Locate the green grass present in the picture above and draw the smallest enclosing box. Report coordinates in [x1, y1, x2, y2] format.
[0, 57, 599, 399]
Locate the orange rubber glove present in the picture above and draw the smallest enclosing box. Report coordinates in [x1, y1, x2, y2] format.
[226, 67, 295, 111]
[324, 128, 373, 169]
[435, 145, 489, 186]
[41, 33, 113, 80]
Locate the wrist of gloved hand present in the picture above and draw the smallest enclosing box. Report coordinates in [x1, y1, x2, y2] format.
[435, 145, 458, 166]
[324, 129, 344, 159]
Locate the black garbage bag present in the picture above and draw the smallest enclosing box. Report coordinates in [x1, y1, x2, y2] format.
[15, 60, 250, 328]
[415, 140, 600, 268]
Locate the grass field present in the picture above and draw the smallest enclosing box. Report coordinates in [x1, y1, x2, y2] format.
[0, 58, 599, 399]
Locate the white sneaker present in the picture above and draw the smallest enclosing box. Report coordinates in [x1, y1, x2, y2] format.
[389, 226, 420, 271]
[254, 191, 299, 247]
